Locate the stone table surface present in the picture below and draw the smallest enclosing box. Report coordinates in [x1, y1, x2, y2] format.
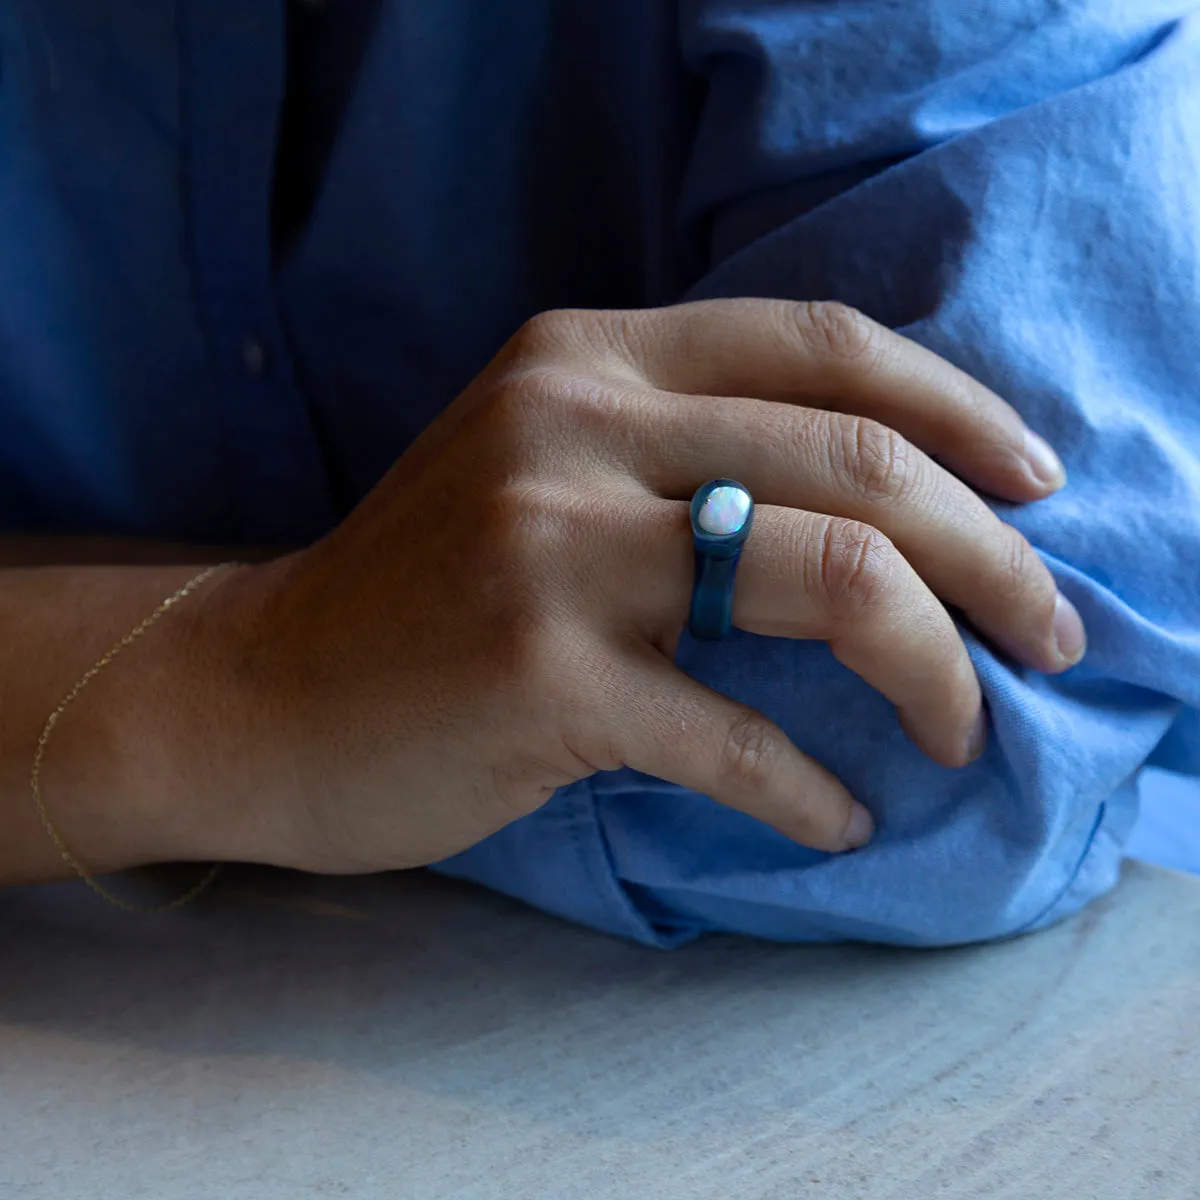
[1, 860, 1197, 1199]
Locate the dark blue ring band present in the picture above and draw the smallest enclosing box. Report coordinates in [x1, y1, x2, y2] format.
[687, 479, 755, 641]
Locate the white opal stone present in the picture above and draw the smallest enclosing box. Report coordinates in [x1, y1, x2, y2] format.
[697, 485, 751, 536]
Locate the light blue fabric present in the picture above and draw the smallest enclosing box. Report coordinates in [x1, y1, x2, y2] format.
[3, 0, 1198, 946]
[440, 0, 1200, 944]
[1130, 770, 1200, 875]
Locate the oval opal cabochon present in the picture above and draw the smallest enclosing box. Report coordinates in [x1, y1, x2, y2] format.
[697, 485, 751, 536]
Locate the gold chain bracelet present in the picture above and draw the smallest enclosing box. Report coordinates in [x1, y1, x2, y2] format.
[30, 562, 238, 913]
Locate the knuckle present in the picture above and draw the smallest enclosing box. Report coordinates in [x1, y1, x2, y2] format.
[481, 370, 561, 442]
[553, 372, 635, 431]
[482, 367, 633, 449]
[835, 413, 915, 504]
[815, 518, 896, 613]
[794, 300, 877, 363]
[511, 308, 580, 355]
[993, 527, 1044, 602]
[484, 480, 575, 566]
[718, 711, 782, 795]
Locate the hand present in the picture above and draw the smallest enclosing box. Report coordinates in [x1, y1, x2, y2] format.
[207, 299, 1082, 872]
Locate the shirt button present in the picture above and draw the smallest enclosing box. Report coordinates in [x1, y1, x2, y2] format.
[240, 337, 266, 378]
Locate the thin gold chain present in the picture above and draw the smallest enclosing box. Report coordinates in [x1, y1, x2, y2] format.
[30, 563, 236, 913]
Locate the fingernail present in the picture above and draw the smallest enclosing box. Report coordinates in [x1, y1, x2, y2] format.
[1024, 430, 1067, 491]
[965, 707, 988, 763]
[842, 801, 875, 851]
[1053, 592, 1087, 666]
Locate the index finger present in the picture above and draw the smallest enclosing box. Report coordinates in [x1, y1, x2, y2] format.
[604, 645, 875, 854]
[595, 298, 1066, 503]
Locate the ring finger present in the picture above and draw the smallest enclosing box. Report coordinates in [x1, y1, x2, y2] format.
[632, 499, 985, 768]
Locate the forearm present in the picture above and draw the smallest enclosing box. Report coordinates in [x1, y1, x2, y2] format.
[0, 542, 277, 887]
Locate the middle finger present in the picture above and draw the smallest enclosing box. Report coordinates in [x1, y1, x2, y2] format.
[631, 389, 1084, 673]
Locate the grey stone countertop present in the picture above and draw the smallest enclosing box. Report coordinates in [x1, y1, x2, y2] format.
[1, 860, 1196, 1199]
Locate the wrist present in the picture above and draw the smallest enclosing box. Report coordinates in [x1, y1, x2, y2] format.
[147, 557, 307, 868]
[63, 560, 297, 872]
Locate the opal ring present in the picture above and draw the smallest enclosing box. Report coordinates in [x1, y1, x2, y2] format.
[688, 479, 755, 641]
